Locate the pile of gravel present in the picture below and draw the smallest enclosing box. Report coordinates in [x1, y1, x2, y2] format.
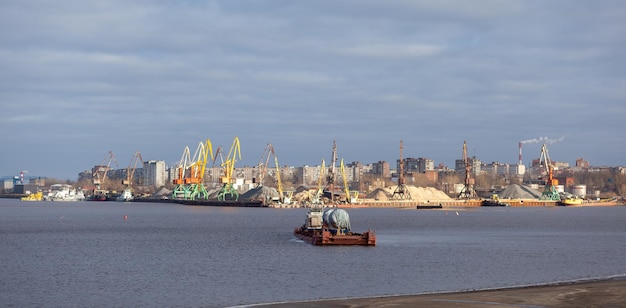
[498, 184, 542, 199]
[365, 185, 451, 201]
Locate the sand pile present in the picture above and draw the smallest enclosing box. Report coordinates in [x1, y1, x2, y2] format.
[239, 186, 279, 201]
[365, 185, 451, 201]
[498, 184, 542, 199]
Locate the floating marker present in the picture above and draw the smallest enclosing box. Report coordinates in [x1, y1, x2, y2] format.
[123, 215, 128, 220]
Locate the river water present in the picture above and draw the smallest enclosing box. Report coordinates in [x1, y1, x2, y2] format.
[1, 199, 625, 307]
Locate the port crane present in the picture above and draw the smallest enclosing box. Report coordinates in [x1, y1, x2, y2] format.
[186, 139, 213, 200]
[122, 150, 143, 189]
[539, 144, 560, 200]
[340, 159, 359, 204]
[392, 140, 411, 200]
[171, 140, 213, 200]
[254, 143, 291, 204]
[324, 141, 338, 202]
[172, 146, 192, 199]
[458, 140, 477, 199]
[274, 156, 293, 204]
[93, 151, 118, 194]
[254, 143, 275, 188]
[217, 136, 241, 201]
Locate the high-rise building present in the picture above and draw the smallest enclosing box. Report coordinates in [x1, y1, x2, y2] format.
[143, 160, 167, 188]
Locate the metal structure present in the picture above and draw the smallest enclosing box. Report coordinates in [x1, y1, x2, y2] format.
[307, 159, 326, 205]
[172, 146, 192, 199]
[93, 151, 118, 192]
[171, 139, 214, 200]
[254, 143, 275, 188]
[274, 156, 293, 204]
[324, 141, 338, 202]
[340, 159, 358, 203]
[217, 136, 241, 201]
[392, 140, 411, 200]
[539, 144, 560, 200]
[122, 150, 143, 189]
[458, 140, 477, 199]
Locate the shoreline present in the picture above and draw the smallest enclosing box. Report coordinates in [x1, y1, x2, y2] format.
[253, 277, 626, 307]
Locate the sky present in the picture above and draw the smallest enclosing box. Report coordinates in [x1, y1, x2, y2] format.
[1, 1, 625, 180]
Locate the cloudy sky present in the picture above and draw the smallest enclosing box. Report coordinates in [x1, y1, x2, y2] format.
[1, 1, 625, 180]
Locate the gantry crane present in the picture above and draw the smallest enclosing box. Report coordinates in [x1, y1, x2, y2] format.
[392, 140, 411, 200]
[93, 151, 118, 194]
[172, 140, 213, 200]
[539, 144, 560, 200]
[458, 140, 477, 199]
[172, 145, 191, 199]
[217, 136, 241, 201]
[186, 139, 213, 200]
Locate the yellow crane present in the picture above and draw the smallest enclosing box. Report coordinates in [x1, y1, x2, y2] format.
[274, 155, 293, 204]
[117, 150, 143, 201]
[122, 150, 143, 188]
[340, 159, 358, 204]
[186, 139, 213, 200]
[217, 136, 241, 201]
[172, 140, 214, 200]
[93, 151, 118, 195]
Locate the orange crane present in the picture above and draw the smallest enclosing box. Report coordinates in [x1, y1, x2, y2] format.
[172, 140, 214, 200]
[122, 150, 143, 188]
[93, 151, 118, 194]
[539, 144, 560, 200]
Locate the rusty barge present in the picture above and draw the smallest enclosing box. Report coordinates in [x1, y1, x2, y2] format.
[293, 207, 376, 246]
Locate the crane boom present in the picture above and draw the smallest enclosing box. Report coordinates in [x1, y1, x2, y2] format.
[392, 140, 411, 200]
[255, 143, 275, 187]
[123, 150, 143, 187]
[93, 151, 118, 188]
[217, 136, 242, 201]
[539, 144, 560, 200]
[458, 140, 477, 199]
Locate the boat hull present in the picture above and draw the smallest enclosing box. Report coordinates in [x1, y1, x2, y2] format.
[293, 227, 376, 246]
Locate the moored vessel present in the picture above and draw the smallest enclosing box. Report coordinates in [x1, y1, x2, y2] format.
[293, 207, 375, 246]
[558, 196, 584, 206]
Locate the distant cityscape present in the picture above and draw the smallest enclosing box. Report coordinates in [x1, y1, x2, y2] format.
[3, 150, 625, 199]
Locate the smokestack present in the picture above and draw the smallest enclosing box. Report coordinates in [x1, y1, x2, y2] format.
[518, 142, 523, 165]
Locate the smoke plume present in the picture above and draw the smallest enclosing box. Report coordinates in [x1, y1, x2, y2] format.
[520, 136, 565, 145]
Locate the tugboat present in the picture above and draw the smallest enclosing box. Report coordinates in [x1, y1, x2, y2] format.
[293, 207, 376, 246]
[482, 193, 510, 207]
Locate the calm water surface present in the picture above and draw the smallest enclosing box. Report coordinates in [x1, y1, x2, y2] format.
[1, 199, 625, 307]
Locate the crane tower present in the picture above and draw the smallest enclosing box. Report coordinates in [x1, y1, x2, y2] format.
[458, 141, 477, 199]
[391, 140, 411, 200]
[539, 144, 560, 200]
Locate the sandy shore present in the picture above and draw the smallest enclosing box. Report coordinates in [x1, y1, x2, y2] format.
[256, 278, 626, 307]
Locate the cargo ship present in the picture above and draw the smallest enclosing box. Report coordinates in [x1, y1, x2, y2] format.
[293, 207, 376, 246]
